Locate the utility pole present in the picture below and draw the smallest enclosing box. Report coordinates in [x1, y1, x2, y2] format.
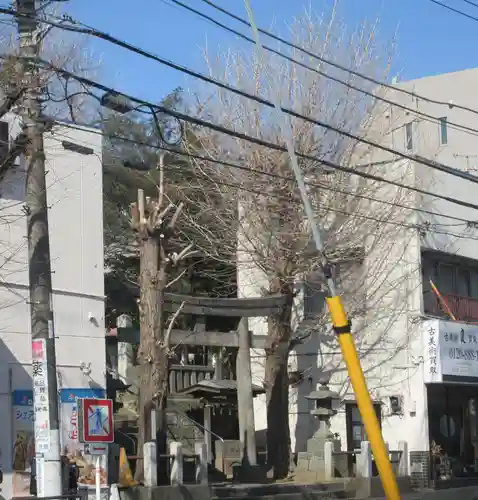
[16, 0, 62, 495]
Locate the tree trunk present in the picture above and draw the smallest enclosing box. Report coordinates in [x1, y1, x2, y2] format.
[135, 236, 169, 483]
[265, 280, 294, 479]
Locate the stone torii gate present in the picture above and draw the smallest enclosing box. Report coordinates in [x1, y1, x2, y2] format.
[117, 292, 287, 469]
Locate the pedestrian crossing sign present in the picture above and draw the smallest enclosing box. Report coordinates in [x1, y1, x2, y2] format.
[77, 398, 114, 443]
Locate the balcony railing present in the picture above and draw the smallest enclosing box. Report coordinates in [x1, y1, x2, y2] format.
[426, 293, 478, 322]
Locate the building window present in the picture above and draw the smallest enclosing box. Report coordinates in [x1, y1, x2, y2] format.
[405, 122, 413, 151]
[423, 251, 478, 321]
[439, 117, 448, 145]
[346, 402, 382, 451]
[0, 121, 8, 164]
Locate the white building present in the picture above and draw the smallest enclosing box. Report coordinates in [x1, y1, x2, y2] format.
[0, 117, 106, 498]
[239, 67, 478, 485]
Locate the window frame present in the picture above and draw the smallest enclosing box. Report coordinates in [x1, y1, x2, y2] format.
[345, 402, 382, 451]
[405, 122, 413, 151]
[436, 261, 474, 298]
[439, 116, 448, 145]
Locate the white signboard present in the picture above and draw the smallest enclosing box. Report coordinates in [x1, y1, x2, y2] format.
[424, 319, 478, 383]
[31, 339, 50, 453]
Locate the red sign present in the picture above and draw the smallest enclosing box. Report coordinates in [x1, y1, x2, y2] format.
[32, 339, 46, 362]
[77, 398, 114, 443]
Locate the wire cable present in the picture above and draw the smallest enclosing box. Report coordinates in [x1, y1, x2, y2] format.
[35, 63, 478, 214]
[166, 0, 478, 140]
[3, 5, 478, 187]
[51, 119, 478, 231]
[461, 0, 478, 8]
[428, 0, 478, 21]
[11, 0, 477, 119]
[55, 0, 478, 142]
[52, 0, 478, 142]
[49, 130, 478, 242]
[196, 0, 478, 117]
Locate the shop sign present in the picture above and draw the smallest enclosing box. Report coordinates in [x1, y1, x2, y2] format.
[424, 319, 478, 383]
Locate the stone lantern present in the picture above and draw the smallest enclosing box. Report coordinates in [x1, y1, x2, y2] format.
[304, 378, 341, 454]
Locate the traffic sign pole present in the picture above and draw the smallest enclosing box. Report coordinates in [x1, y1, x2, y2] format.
[77, 398, 114, 443]
[77, 398, 114, 500]
[95, 455, 101, 500]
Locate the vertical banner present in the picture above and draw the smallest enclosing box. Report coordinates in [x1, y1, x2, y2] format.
[12, 390, 34, 497]
[36, 455, 45, 497]
[60, 389, 108, 488]
[31, 339, 51, 453]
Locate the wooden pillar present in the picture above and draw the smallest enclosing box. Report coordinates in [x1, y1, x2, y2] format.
[203, 404, 213, 463]
[236, 317, 257, 466]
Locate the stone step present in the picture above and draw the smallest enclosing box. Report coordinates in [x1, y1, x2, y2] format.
[348, 476, 414, 498]
[212, 493, 348, 500]
[118, 483, 350, 500]
[211, 482, 349, 498]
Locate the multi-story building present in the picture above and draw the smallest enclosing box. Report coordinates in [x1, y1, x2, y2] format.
[0, 116, 106, 498]
[240, 67, 478, 486]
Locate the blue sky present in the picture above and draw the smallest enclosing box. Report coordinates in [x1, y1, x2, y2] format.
[59, 0, 478, 104]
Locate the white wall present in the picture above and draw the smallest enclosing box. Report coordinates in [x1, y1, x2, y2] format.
[0, 121, 106, 392]
[237, 67, 478, 456]
[329, 68, 478, 452]
[0, 120, 106, 498]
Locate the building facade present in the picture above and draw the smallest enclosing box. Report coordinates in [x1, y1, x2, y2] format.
[239, 67, 478, 485]
[0, 117, 106, 498]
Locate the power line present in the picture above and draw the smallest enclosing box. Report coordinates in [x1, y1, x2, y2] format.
[38, 63, 478, 214]
[51, 119, 478, 231]
[52, 0, 478, 143]
[3, 6, 478, 187]
[166, 0, 478, 141]
[49, 130, 478, 242]
[5, 1, 478, 119]
[29, 10, 478, 182]
[195, 0, 478, 117]
[461, 0, 478, 8]
[428, 0, 478, 20]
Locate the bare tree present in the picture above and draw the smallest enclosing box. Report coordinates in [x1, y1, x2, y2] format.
[130, 155, 196, 482]
[181, 4, 422, 478]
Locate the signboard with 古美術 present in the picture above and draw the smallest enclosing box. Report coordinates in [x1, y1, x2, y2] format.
[424, 319, 478, 383]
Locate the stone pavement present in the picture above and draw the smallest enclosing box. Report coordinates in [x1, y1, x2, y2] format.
[371, 485, 478, 500]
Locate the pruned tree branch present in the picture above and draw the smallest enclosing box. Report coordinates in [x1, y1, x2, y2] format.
[163, 301, 185, 348]
[0, 88, 24, 118]
[165, 267, 187, 289]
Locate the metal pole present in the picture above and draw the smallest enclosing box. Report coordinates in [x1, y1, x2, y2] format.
[243, 2, 400, 498]
[95, 455, 101, 500]
[16, 0, 62, 495]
